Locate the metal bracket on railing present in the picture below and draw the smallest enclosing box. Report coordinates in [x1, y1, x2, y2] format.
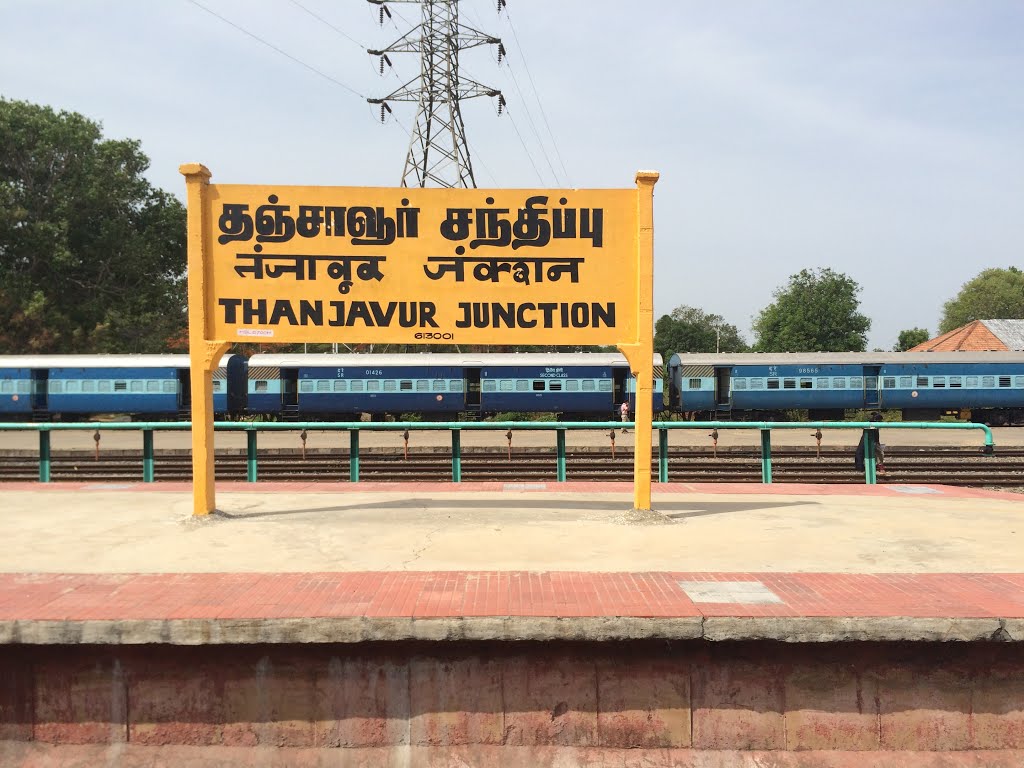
[93, 430, 101, 461]
[811, 428, 822, 460]
[402, 429, 410, 460]
[609, 429, 616, 459]
[300, 429, 308, 460]
[709, 429, 719, 458]
[505, 429, 513, 461]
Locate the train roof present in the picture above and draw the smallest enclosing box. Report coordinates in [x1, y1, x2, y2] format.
[0, 355, 233, 369]
[669, 352, 1024, 366]
[248, 352, 663, 367]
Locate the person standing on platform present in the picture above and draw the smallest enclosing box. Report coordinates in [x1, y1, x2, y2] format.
[620, 400, 630, 433]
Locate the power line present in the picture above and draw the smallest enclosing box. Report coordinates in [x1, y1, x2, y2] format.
[500, 58, 561, 185]
[500, 4, 571, 185]
[185, 0, 365, 99]
[502, 105, 545, 185]
[288, 0, 364, 48]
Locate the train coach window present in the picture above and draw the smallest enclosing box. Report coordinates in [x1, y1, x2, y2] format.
[933, 377, 946, 388]
[351, 381, 365, 392]
[1000, 376, 1012, 388]
[450, 380, 463, 392]
[99, 381, 112, 392]
[750, 379, 764, 389]
[565, 380, 579, 392]
[816, 378, 828, 389]
[367, 381, 380, 392]
[982, 376, 994, 388]
[582, 380, 596, 392]
[147, 380, 161, 393]
[900, 377, 912, 388]
[499, 380, 512, 392]
[400, 380, 413, 391]
[299, 381, 314, 393]
[433, 380, 447, 392]
[483, 380, 497, 392]
[63, 381, 78, 393]
[384, 381, 396, 392]
[850, 377, 863, 389]
[598, 380, 612, 392]
[734, 379, 747, 390]
[767, 379, 780, 389]
[949, 377, 962, 388]
[799, 379, 812, 389]
[416, 380, 429, 392]
[17, 380, 30, 393]
[50, 381, 63, 394]
[83, 381, 95, 393]
[688, 377, 702, 389]
[131, 381, 143, 393]
[315, 380, 329, 392]
[334, 380, 348, 392]
[532, 380, 545, 391]
[917, 376, 929, 388]
[832, 378, 845, 388]
[164, 381, 176, 393]
[783, 379, 796, 389]
[967, 377, 979, 388]
[114, 381, 127, 392]
[883, 377, 896, 389]
[255, 381, 268, 392]
[549, 381, 562, 391]
[1016, 377, 1024, 388]
[0, 381, 12, 393]
[514, 380, 528, 392]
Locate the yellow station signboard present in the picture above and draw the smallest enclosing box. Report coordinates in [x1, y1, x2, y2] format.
[204, 185, 638, 346]
[182, 165, 658, 516]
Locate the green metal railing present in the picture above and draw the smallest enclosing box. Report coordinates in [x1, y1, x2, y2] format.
[0, 420, 995, 486]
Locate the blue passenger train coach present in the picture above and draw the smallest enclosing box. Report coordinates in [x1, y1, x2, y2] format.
[244, 353, 664, 420]
[669, 352, 1024, 425]
[0, 355, 245, 420]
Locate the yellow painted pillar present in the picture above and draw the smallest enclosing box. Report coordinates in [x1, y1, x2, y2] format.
[620, 171, 659, 511]
[181, 164, 229, 516]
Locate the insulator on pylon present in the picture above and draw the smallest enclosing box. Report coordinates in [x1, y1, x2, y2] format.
[380, 104, 386, 122]
[379, 57, 384, 74]
[497, 94, 506, 115]
[497, 0, 506, 12]
[497, 43, 505, 63]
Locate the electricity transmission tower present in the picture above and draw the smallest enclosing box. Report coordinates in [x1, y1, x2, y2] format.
[367, 0, 505, 188]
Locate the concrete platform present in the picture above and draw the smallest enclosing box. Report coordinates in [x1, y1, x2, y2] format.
[3, 481, 1024, 765]
[2, 481, 1023, 644]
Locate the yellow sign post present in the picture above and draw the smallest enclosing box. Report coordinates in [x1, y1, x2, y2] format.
[181, 165, 658, 514]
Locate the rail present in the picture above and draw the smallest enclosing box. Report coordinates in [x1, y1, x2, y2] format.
[0, 420, 995, 485]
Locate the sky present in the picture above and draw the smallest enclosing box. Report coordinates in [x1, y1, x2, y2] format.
[2, 0, 1022, 350]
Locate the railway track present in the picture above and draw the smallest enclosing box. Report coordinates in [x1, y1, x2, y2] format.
[0, 447, 1020, 486]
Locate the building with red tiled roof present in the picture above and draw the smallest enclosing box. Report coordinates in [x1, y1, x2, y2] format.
[910, 319, 1024, 352]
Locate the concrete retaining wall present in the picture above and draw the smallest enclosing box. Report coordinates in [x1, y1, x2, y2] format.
[2, 641, 1023, 765]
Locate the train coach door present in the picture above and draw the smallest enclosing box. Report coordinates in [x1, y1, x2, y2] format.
[715, 367, 733, 408]
[864, 366, 881, 408]
[281, 368, 299, 418]
[465, 368, 481, 411]
[177, 370, 191, 414]
[30, 370, 48, 412]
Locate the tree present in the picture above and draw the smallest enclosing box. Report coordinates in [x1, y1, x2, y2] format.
[753, 268, 870, 352]
[0, 98, 187, 353]
[893, 327, 930, 352]
[654, 305, 747, 361]
[938, 267, 1024, 334]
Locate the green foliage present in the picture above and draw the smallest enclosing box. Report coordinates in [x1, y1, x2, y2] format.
[938, 267, 1024, 334]
[893, 327, 930, 351]
[753, 268, 870, 352]
[0, 98, 186, 353]
[654, 305, 747, 361]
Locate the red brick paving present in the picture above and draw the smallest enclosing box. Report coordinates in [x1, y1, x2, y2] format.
[2, 571, 1024, 623]
[0, 480, 1019, 499]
